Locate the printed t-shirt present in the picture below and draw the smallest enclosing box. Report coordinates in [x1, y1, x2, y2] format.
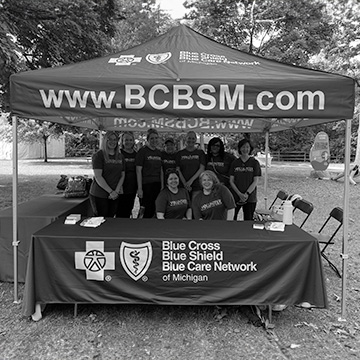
[135, 146, 162, 184]
[161, 151, 177, 172]
[206, 152, 236, 187]
[121, 149, 137, 194]
[175, 148, 206, 191]
[155, 187, 191, 219]
[229, 157, 262, 203]
[192, 184, 235, 220]
[90, 150, 125, 198]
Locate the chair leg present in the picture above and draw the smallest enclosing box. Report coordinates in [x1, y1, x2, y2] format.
[321, 253, 341, 278]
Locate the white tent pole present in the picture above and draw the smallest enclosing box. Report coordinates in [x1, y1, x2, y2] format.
[264, 131, 269, 209]
[12, 115, 20, 303]
[99, 130, 103, 148]
[339, 118, 351, 321]
[200, 134, 205, 151]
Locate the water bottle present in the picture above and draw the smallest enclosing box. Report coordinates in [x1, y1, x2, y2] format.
[282, 200, 293, 225]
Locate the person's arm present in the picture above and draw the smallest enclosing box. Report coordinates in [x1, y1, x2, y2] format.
[115, 170, 125, 195]
[176, 166, 189, 190]
[245, 176, 260, 197]
[184, 208, 192, 220]
[229, 175, 247, 203]
[186, 164, 205, 187]
[93, 169, 118, 199]
[191, 197, 202, 220]
[226, 208, 235, 221]
[136, 166, 143, 198]
[160, 167, 164, 189]
[332, 171, 344, 181]
[349, 168, 357, 185]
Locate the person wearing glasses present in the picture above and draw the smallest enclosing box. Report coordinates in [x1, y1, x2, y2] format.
[136, 128, 163, 218]
[156, 168, 192, 220]
[89, 131, 125, 217]
[192, 170, 235, 220]
[206, 137, 236, 189]
[229, 139, 262, 221]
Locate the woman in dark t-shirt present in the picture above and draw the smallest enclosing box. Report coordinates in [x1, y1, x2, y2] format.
[116, 131, 137, 218]
[89, 131, 125, 217]
[206, 137, 235, 188]
[156, 168, 192, 220]
[229, 139, 261, 221]
[136, 128, 163, 218]
[176, 131, 206, 199]
[192, 170, 235, 220]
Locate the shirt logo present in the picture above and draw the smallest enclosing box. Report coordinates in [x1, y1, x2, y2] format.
[108, 55, 142, 66]
[75, 241, 115, 281]
[146, 52, 172, 64]
[120, 242, 153, 281]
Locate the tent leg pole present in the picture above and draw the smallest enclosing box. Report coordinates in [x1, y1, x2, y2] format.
[339, 118, 351, 321]
[264, 131, 269, 209]
[12, 115, 20, 304]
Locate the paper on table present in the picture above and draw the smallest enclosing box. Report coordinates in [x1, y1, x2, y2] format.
[265, 222, 285, 232]
[80, 217, 105, 228]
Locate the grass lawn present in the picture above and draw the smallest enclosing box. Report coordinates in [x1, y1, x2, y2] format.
[0, 158, 360, 359]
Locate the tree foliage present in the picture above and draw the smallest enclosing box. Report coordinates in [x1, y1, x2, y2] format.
[184, 0, 333, 66]
[184, 0, 359, 161]
[111, 0, 173, 51]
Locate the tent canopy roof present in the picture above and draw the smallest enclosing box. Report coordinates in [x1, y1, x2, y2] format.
[10, 25, 355, 132]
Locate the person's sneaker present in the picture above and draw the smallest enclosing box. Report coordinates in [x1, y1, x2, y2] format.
[272, 304, 287, 311]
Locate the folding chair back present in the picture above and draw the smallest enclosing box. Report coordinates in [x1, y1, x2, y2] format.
[268, 190, 289, 210]
[292, 198, 314, 228]
[254, 190, 289, 221]
[317, 207, 343, 277]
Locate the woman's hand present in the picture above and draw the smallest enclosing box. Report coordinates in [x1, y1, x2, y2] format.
[238, 192, 248, 203]
[137, 189, 143, 199]
[185, 180, 192, 191]
[108, 191, 119, 200]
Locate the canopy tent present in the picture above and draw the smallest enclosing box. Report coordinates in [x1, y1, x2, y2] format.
[10, 25, 355, 318]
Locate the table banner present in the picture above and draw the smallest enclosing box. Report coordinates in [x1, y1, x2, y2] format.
[23, 219, 328, 316]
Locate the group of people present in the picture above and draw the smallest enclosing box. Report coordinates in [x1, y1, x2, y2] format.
[89, 129, 262, 221]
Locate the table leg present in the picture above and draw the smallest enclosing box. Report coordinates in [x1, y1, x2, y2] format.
[31, 303, 45, 321]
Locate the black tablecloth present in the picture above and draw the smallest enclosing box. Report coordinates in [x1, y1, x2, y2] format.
[23, 218, 328, 316]
[0, 195, 90, 282]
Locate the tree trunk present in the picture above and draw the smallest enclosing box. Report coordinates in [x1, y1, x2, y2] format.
[43, 136, 48, 162]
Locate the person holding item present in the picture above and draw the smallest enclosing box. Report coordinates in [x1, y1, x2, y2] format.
[229, 139, 261, 221]
[89, 131, 125, 217]
[331, 163, 359, 185]
[161, 137, 177, 173]
[176, 131, 206, 199]
[136, 128, 163, 218]
[156, 168, 192, 220]
[116, 131, 137, 218]
[206, 137, 236, 189]
[192, 170, 235, 220]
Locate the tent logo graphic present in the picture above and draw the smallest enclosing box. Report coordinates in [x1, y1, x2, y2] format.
[120, 242, 152, 281]
[75, 241, 115, 281]
[146, 52, 172, 64]
[108, 55, 142, 66]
